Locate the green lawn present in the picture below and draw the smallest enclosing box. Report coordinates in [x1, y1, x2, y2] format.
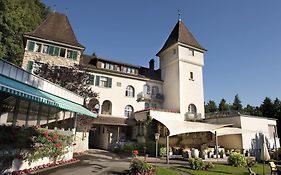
[157, 163, 271, 175]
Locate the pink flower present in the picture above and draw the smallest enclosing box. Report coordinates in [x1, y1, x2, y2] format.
[132, 150, 139, 155]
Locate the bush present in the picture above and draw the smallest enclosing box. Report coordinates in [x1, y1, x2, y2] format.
[130, 158, 153, 175]
[204, 162, 214, 170]
[246, 157, 256, 167]
[227, 152, 246, 167]
[189, 158, 204, 170]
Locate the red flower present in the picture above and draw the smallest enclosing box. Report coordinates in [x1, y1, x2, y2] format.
[53, 133, 59, 140]
[43, 130, 49, 137]
[132, 150, 139, 155]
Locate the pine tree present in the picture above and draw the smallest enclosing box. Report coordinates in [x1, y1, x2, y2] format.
[260, 97, 275, 117]
[232, 94, 243, 111]
[218, 99, 228, 112]
[205, 100, 217, 113]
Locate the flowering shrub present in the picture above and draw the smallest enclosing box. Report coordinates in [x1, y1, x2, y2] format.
[189, 158, 204, 170]
[25, 128, 72, 162]
[227, 152, 246, 167]
[132, 150, 139, 157]
[0, 125, 72, 172]
[246, 157, 256, 167]
[130, 158, 154, 175]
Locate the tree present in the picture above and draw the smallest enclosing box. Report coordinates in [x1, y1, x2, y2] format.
[273, 98, 281, 119]
[34, 63, 98, 99]
[205, 100, 217, 113]
[0, 0, 49, 65]
[232, 94, 242, 111]
[260, 97, 275, 118]
[34, 63, 98, 136]
[218, 99, 228, 112]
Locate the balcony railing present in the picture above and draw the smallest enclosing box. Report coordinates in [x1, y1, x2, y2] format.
[137, 92, 164, 102]
[184, 112, 202, 121]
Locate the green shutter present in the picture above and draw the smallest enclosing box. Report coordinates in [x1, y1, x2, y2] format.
[28, 41, 35, 51]
[48, 46, 54, 55]
[95, 76, 100, 86]
[108, 78, 112, 88]
[27, 60, 34, 72]
[72, 51, 78, 60]
[89, 74, 95, 85]
[54, 47, 59, 56]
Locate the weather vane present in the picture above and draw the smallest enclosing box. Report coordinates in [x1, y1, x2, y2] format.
[178, 9, 181, 21]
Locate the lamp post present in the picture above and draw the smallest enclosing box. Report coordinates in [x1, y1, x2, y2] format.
[155, 133, 160, 168]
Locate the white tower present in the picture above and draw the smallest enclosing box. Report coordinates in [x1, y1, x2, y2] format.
[156, 19, 206, 118]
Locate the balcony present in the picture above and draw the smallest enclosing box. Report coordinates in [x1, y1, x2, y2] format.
[137, 92, 164, 102]
[184, 112, 202, 121]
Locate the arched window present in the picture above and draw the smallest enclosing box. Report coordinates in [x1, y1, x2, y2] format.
[125, 85, 134, 97]
[188, 104, 197, 114]
[88, 98, 100, 113]
[101, 100, 112, 115]
[151, 86, 159, 96]
[124, 105, 134, 117]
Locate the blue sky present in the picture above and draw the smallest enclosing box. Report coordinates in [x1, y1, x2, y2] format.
[42, 0, 281, 106]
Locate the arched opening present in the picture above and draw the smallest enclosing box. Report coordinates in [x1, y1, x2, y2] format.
[101, 100, 112, 115]
[188, 104, 197, 114]
[152, 86, 159, 96]
[88, 98, 100, 114]
[125, 85, 135, 97]
[124, 105, 134, 117]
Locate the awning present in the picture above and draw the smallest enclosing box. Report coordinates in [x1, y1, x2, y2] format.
[0, 75, 96, 118]
[92, 115, 136, 126]
[135, 110, 243, 137]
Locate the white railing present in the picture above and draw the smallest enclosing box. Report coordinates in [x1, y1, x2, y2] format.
[0, 59, 84, 104]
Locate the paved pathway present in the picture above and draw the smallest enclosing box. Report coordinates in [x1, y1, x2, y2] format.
[34, 149, 195, 175]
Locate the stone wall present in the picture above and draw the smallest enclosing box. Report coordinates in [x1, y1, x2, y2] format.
[22, 51, 80, 70]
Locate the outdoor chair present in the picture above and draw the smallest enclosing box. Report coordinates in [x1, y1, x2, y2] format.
[248, 167, 256, 175]
[269, 161, 278, 175]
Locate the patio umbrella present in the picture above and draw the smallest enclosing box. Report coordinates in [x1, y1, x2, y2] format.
[261, 138, 270, 175]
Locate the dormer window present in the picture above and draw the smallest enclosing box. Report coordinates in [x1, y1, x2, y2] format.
[35, 43, 42, 52]
[60, 48, 66, 57]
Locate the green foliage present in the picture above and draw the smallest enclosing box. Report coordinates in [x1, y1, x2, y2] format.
[246, 157, 256, 167]
[204, 162, 214, 170]
[232, 94, 242, 111]
[0, 0, 49, 65]
[227, 152, 247, 167]
[130, 158, 153, 174]
[0, 125, 72, 172]
[188, 158, 204, 170]
[260, 97, 275, 118]
[218, 99, 228, 111]
[205, 100, 217, 113]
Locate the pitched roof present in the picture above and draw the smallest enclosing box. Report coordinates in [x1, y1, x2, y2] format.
[25, 12, 84, 48]
[157, 20, 206, 56]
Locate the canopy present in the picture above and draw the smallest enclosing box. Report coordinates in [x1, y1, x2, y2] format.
[0, 75, 96, 118]
[149, 111, 227, 136]
[215, 127, 251, 136]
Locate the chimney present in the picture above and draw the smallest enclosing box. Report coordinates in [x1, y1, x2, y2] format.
[149, 59, 155, 70]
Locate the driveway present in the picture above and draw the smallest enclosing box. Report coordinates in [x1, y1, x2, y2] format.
[35, 149, 131, 175]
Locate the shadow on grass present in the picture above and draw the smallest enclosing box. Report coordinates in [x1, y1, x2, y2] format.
[172, 165, 234, 175]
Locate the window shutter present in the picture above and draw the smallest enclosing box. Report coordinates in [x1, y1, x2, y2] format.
[73, 51, 78, 60]
[95, 76, 100, 86]
[89, 74, 95, 85]
[108, 78, 112, 88]
[28, 41, 35, 51]
[54, 47, 59, 56]
[27, 60, 34, 73]
[48, 46, 54, 55]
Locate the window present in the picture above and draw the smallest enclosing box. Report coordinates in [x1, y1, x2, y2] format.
[189, 72, 194, 80]
[188, 48, 194, 56]
[35, 43, 42, 52]
[116, 82, 122, 87]
[143, 85, 150, 95]
[151, 103, 157, 108]
[67, 50, 78, 60]
[95, 76, 112, 88]
[87, 74, 95, 85]
[42, 45, 49, 54]
[116, 65, 121, 71]
[100, 62, 105, 68]
[27, 41, 35, 51]
[124, 105, 134, 117]
[105, 63, 114, 70]
[151, 86, 159, 96]
[125, 85, 134, 97]
[59, 48, 66, 57]
[145, 103, 150, 109]
[188, 104, 197, 114]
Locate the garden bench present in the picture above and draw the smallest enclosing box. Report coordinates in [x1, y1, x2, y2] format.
[269, 161, 278, 175]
